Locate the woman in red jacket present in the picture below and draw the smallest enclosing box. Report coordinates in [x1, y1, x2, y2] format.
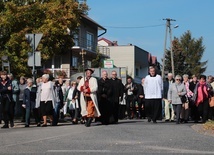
[193, 75, 210, 123]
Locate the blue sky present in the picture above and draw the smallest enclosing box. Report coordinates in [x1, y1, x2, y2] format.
[86, 0, 214, 75]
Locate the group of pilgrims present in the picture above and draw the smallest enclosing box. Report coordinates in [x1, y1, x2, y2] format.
[0, 66, 214, 128]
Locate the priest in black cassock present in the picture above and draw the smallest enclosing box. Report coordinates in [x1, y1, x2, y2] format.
[110, 70, 124, 124]
[137, 78, 146, 119]
[97, 71, 113, 125]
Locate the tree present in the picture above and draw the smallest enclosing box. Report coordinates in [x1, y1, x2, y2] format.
[165, 38, 186, 76]
[0, 0, 88, 77]
[164, 30, 207, 77]
[91, 50, 104, 68]
[180, 31, 207, 76]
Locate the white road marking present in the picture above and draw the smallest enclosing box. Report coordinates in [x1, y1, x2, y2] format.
[47, 150, 111, 153]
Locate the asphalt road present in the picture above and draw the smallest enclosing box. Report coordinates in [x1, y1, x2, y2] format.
[0, 119, 213, 155]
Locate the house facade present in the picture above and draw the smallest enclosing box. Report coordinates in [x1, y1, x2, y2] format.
[106, 45, 149, 83]
[44, 15, 108, 78]
[98, 38, 160, 83]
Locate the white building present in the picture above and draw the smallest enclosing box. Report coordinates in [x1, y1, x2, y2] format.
[108, 45, 149, 83]
[98, 38, 149, 83]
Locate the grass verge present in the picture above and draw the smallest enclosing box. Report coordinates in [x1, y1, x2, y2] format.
[203, 120, 214, 131]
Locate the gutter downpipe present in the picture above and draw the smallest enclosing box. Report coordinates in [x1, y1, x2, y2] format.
[97, 28, 107, 38]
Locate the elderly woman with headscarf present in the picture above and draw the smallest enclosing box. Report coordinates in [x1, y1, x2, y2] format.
[168, 75, 187, 124]
[35, 74, 56, 127]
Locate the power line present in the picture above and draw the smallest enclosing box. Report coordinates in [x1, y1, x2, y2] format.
[103, 24, 165, 29]
[204, 70, 214, 74]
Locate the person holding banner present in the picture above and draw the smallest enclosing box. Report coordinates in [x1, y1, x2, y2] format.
[77, 68, 101, 127]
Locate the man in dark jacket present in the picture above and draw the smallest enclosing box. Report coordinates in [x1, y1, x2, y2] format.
[124, 76, 138, 119]
[7, 73, 19, 127]
[52, 80, 64, 126]
[163, 73, 175, 122]
[110, 70, 124, 123]
[97, 70, 113, 125]
[137, 78, 146, 119]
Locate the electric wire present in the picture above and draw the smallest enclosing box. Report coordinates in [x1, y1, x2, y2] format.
[103, 24, 165, 29]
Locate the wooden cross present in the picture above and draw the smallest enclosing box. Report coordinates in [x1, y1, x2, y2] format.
[79, 49, 86, 69]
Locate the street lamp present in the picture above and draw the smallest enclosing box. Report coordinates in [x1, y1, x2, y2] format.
[169, 24, 179, 78]
[174, 25, 179, 28]
[1, 55, 10, 73]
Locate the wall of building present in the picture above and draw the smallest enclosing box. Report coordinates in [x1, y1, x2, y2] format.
[98, 40, 109, 46]
[108, 45, 135, 78]
[134, 46, 149, 82]
[108, 45, 149, 83]
[79, 22, 98, 52]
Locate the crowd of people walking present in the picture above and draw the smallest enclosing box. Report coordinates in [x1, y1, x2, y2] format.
[0, 66, 214, 129]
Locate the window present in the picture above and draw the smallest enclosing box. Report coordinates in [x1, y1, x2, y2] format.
[86, 32, 94, 50]
[72, 56, 78, 68]
[73, 33, 79, 46]
[54, 57, 61, 68]
[73, 28, 80, 46]
[87, 60, 91, 68]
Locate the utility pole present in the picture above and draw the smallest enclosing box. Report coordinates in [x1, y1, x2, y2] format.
[162, 18, 176, 79]
[32, 34, 36, 83]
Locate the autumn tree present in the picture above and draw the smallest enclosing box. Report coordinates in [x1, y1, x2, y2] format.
[165, 38, 186, 76]
[91, 50, 104, 68]
[0, 0, 88, 77]
[165, 30, 207, 77]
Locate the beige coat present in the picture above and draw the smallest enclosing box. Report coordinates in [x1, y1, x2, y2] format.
[77, 77, 101, 117]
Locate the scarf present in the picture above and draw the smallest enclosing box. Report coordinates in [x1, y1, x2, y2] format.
[85, 77, 90, 88]
[84, 77, 91, 95]
[196, 81, 208, 106]
[184, 81, 193, 97]
[26, 86, 32, 91]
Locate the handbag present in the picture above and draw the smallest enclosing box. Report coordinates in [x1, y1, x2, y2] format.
[209, 96, 214, 107]
[119, 94, 126, 105]
[69, 100, 76, 110]
[180, 95, 187, 103]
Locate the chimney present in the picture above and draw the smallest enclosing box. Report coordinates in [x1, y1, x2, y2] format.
[112, 41, 118, 46]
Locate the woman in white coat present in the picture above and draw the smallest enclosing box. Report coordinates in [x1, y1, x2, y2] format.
[35, 74, 56, 127]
